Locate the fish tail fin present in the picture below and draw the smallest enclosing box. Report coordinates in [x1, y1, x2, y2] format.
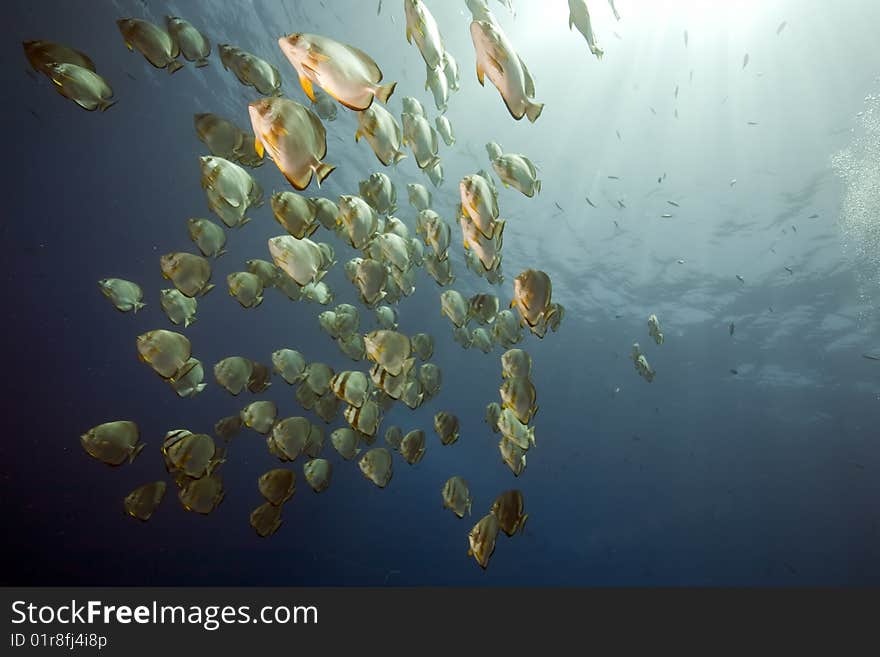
[525, 100, 544, 123]
[195, 383, 207, 394]
[168, 60, 184, 74]
[315, 162, 336, 187]
[374, 80, 397, 104]
[392, 150, 407, 164]
[129, 442, 146, 464]
[195, 58, 210, 68]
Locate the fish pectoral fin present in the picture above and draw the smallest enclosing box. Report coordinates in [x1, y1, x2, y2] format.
[125, 41, 134, 51]
[475, 62, 485, 86]
[298, 72, 317, 102]
[308, 49, 331, 64]
[405, 26, 412, 44]
[488, 55, 504, 76]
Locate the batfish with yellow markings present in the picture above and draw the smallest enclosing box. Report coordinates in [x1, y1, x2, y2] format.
[278, 33, 396, 111]
[249, 97, 335, 191]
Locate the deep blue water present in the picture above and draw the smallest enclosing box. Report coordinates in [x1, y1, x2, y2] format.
[3, 0, 880, 586]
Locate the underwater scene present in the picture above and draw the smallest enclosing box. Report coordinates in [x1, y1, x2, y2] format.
[3, 0, 880, 586]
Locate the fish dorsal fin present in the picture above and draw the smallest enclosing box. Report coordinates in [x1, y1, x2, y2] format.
[343, 43, 382, 83]
[303, 107, 328, 159]
[518, 55, 535, 97]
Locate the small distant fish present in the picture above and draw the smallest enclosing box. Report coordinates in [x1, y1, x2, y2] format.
[614, 314, 622, 319]
[729, 322, 735, 336]
[667, 200, 680, 207]
[661, 213, 672, 218]
[554, 202, 563, 211]
[649, 106, 656, 115]
[613, 31, 622, 40]
[28, 108, 40, 120]
[742, 53, 749, 69]
[657, 176, 662, 183]
[662, 172, 667, 181]
[730, 369, 738, 375]
[777, 21, 787, 35]
[689, 69, 694, 83]
[736, 274, 745, 283]
[683, 30, 688, 47]
[862, 353, 880, 361]
[585, 196, 597, 208]
[677, 259, 685, 264]
[674, 108, 679, 119]
[616, 130, 621, 141]
[770, 247, 776, 254]
[608, 175, 619, 180]
[617, 199, 626, 209]
[808, 213, 818, 218]
[791, 225, 797, 233]
[126, 72, 137, 81]
[747, 121, 759, 126]
[613, 220, 620, 229]
[768, 306, 774, 313]
[674, 85, 679, 99]
[377, 0, 382, 14]
[730, 178, 737, 187]
[784, 266, 793, 275]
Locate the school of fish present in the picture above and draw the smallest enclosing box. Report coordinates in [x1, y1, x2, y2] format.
[32, 0, 785, 571]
